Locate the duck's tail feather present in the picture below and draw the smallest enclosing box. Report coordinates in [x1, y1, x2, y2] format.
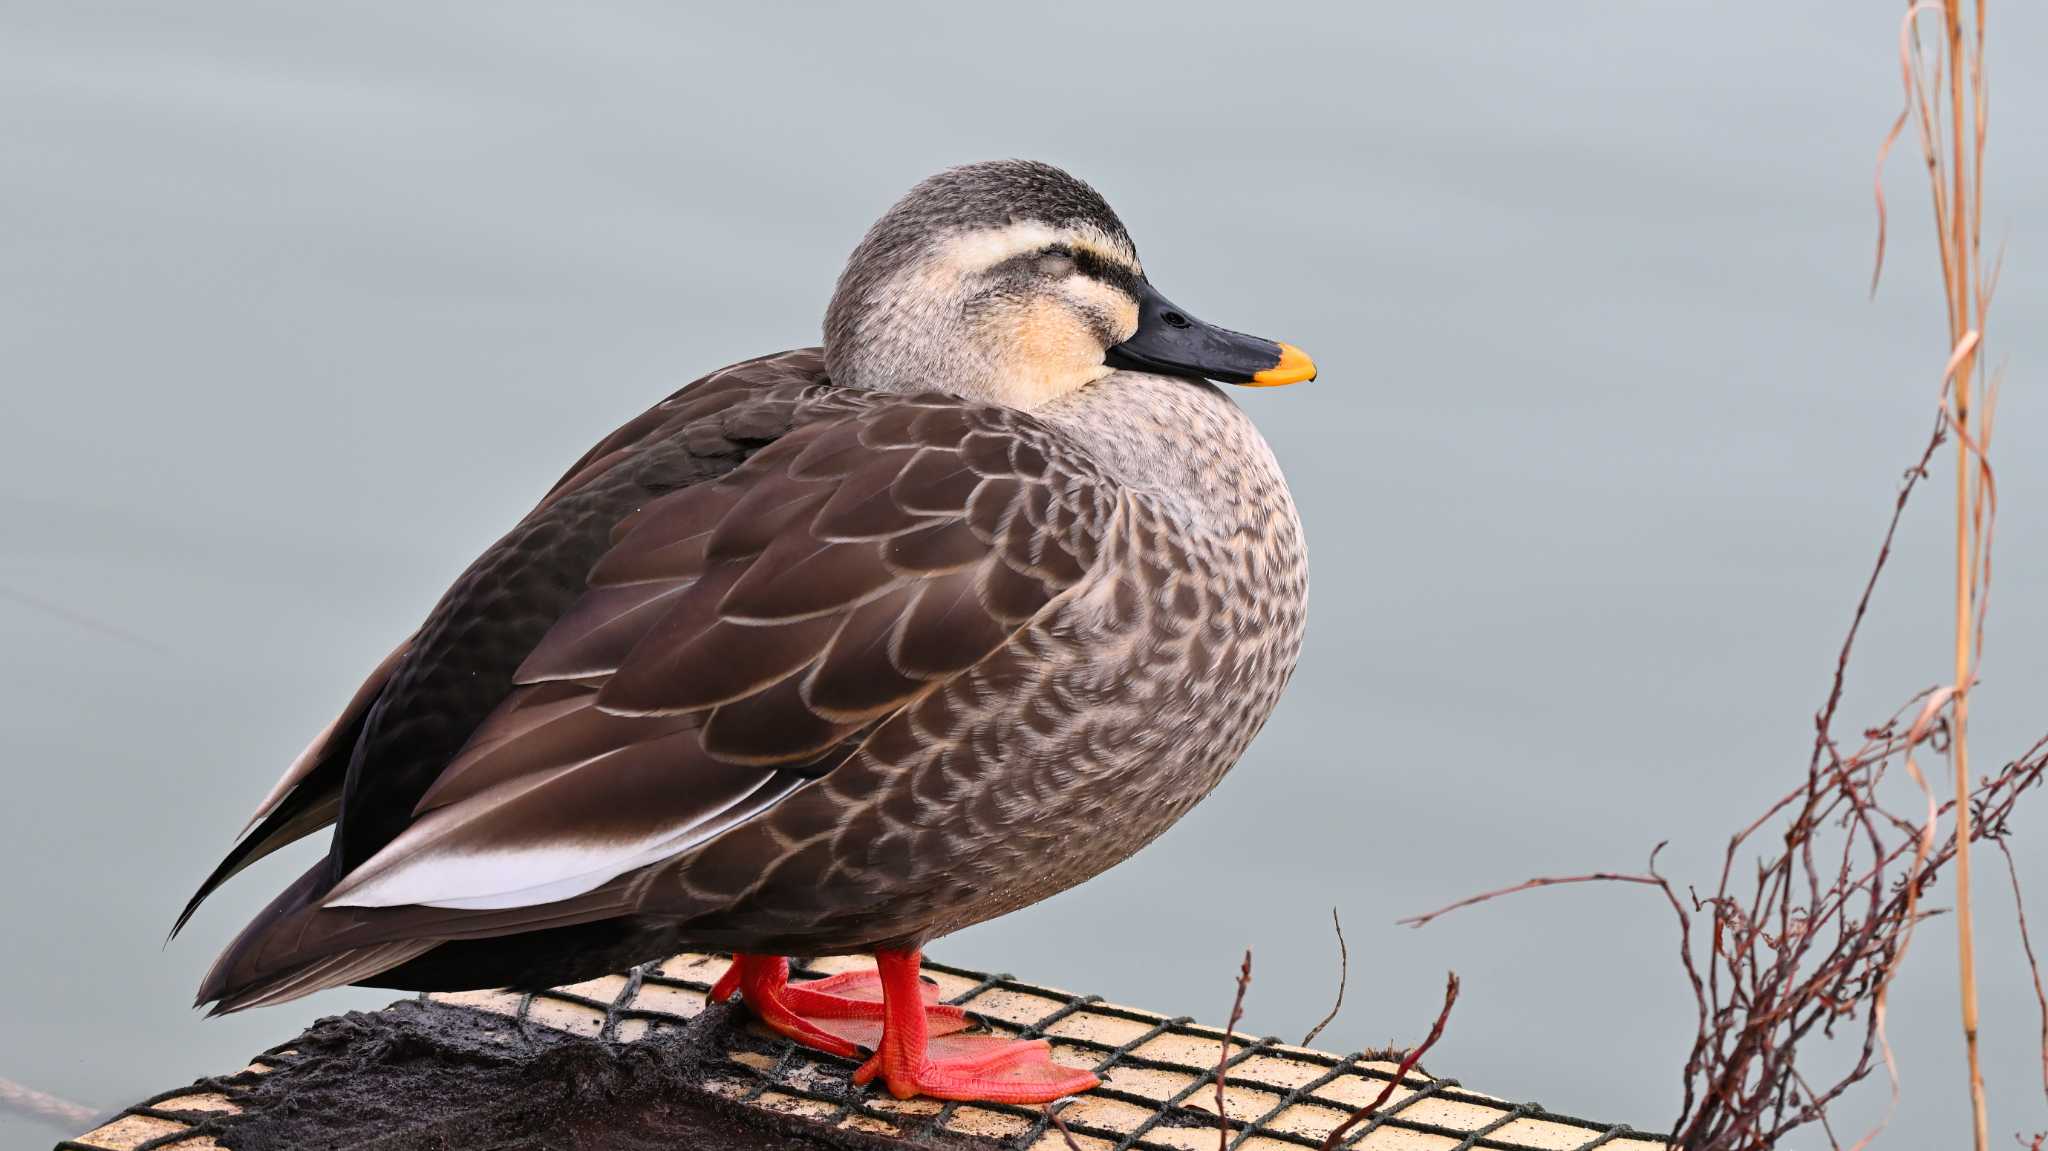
[205, 939, 438, 1015]
[194, 859, 650, 1014]
[171, 788, 342, 941]
[192, 861, 377, 1013]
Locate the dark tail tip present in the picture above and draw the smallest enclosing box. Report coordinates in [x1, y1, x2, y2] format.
[192, 860, 330, 1014]
[172, 793, 343, 944]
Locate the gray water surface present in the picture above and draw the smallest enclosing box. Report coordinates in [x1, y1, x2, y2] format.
[4, 3, 2047, 1146]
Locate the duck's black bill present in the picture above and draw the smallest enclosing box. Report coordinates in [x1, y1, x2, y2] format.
[1104, 280, 1316, 387]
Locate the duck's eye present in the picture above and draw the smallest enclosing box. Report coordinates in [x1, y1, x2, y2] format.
[1036, 252, 1076, 278]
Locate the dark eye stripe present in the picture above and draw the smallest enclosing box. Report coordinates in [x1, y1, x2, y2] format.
[1068, 248, 1139, 291]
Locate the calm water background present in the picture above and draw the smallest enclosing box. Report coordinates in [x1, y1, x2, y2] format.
[5, 3, 2047, 1145]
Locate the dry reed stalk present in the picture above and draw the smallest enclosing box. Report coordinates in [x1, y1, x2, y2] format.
[1883, 2, 1998, 1145]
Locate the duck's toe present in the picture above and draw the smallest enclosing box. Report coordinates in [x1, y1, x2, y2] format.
[778, 967, 968, 1050]
[853, 1035, 1101, 1104]
[714, 954, 968, 1059]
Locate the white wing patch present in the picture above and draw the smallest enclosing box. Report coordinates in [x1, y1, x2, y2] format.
[322, 772, 804, 911]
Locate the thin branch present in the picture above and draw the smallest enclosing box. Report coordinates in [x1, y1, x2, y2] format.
[1399, 868, 1667, 930]
[1994, 838, 2048, 1103]
[1317, 973, 1460, 1151]
[1217, 949, 1252, 1151]
[1044, 1100, 1086, 1151]
[1301, 908, 1349, 1048]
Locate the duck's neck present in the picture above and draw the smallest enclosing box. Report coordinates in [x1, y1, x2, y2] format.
[1035, 372, 1294, 544]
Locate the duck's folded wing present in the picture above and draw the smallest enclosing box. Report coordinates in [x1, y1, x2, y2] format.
[317, 397, 1123, 920]
[180, 354, 818, 938]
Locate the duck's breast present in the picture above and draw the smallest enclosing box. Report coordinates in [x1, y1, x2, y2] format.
[753, 374, 1309, 944]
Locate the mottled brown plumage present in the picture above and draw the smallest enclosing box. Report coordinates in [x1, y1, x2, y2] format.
[185, 162, 1312, 1064]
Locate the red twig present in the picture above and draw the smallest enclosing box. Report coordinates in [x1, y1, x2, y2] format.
[1399, 869, 1669, 930]
[1994, 839, 2048, 1103]
[1044, 1101, 1086, 1151]
[1217, 949, 1252, 1151]
[1317, 973, 1460, 1151]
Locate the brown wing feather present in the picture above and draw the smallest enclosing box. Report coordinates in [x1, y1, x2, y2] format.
[200, 373, 1125, 1011]
[318, 395, 1118, 919]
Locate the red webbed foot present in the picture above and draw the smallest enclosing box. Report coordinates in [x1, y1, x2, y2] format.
[709, 953, 968, 1059]
[848, 949, 1101, 1104]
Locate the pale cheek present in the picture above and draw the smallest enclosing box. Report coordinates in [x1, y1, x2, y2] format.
[1012, 298, 1099, 368]
[973, 299, 1109, 408]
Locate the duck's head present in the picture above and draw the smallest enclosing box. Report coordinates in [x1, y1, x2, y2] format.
[824, 159, 1315, 409]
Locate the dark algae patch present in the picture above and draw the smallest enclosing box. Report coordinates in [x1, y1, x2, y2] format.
[179, 1000, 984, 1151]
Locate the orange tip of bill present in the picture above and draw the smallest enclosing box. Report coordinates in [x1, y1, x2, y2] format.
[1249, 342, 1317, 386]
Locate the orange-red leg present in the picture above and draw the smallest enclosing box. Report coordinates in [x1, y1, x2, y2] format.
[709, 953, 968, 1059]
[850, 948, 1100, 1104]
